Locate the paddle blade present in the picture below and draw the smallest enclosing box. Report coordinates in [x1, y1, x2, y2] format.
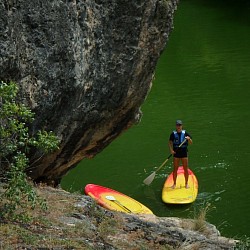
[143, 172, 156, 186]
[105, 195, 116, 201]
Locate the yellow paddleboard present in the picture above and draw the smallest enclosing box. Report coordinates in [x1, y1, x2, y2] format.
[162, 166, 198, 204]
[85, 184, 153, 214]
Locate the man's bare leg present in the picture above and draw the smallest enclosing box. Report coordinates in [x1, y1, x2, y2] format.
[171, 157, 180, 189]
[182, 157, 189, 188]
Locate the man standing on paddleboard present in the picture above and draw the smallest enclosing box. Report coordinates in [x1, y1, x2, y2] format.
[168, 120, 192, 189]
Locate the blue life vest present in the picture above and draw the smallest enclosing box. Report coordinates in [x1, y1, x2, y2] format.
[173, 130, 187, 148]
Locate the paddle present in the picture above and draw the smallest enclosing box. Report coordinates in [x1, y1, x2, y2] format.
[143, 139, 187, 186]
[105, 195, 132, 213]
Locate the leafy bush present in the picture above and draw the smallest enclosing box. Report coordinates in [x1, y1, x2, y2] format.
[0, 81, 59, 221]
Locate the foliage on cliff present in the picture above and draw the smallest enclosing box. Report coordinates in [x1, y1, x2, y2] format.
[0, 81, 59, 221]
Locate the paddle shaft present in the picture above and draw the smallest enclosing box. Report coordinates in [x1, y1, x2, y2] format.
[154, 154, 172, 173]
[143, 138, 188, 185]
[106, 196, 132, 213]
[155, 138, 187, 173]
[113, 200, 132, 213]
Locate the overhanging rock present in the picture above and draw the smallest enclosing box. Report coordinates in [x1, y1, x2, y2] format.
[0, 0, 179, 184]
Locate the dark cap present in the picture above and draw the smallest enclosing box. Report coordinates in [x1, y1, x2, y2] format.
[176, 120, 183, 125]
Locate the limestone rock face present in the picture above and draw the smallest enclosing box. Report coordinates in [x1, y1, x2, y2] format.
[0, 0, 178, 183]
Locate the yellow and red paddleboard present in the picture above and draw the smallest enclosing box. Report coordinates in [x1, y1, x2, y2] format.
[84, 184, 153, 214]
[162, 166, 198, 204]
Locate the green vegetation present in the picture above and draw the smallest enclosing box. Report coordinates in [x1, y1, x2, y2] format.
[234, 236, 250, 250]
[0, 81, 59, 222]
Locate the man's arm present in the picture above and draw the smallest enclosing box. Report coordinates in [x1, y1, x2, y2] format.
[185, 132, 193, 145]
[168, 140, 175, 154]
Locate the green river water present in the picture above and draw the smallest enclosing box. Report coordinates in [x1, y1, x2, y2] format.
[62, 0, 250, 238]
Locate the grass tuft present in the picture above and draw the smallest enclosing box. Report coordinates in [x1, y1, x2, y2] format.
[192, 202, 213, 233]
[180, 202, 215, 236]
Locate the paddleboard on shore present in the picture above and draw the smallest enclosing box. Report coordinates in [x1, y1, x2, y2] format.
[84, 184, 153, 214]
[162, 166, 198, 204]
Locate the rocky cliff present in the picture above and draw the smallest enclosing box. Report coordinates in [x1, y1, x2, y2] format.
[0, 0, 178, 183]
